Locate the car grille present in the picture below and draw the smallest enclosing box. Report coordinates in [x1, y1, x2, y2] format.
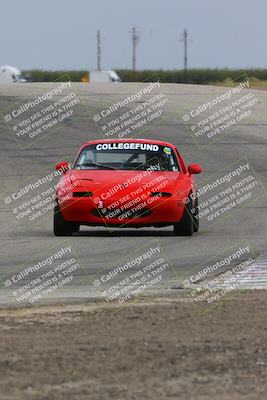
[150, 192, 172, 197]
[92, 207, 151, 219]
[72, 191, 93, 197]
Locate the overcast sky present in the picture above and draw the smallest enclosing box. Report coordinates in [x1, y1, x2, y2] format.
[0, 0, 266, 71]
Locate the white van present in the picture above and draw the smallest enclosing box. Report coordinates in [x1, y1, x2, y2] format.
[0, 66, 26, 84]
[89, 70, 121, 83]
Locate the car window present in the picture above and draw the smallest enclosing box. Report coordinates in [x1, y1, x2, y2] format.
[75, 143, 180, 171]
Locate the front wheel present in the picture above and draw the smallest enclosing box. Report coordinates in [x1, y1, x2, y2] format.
[173, 200, 194, 236]
[53, 204, 79, 236]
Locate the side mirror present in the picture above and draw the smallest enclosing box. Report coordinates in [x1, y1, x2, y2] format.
[55, 161, 70, 174]
[188, 163, 202, 175]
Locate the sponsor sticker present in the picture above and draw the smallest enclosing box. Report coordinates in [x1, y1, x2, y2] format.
[95, 143, 160, 151]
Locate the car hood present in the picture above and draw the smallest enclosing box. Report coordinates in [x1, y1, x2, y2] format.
[68, 169, 182, 195]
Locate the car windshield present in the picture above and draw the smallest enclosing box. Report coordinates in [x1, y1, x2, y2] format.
[75, 143, 180, 171]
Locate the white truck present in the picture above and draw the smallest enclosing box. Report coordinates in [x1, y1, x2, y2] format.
[0, 65, 26, 83]
[89, 70, 121, 83]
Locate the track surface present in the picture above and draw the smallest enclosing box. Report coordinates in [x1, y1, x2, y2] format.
[0, 82, 266, 306]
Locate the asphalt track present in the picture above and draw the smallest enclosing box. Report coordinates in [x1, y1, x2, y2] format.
[0, 82, 266, 306]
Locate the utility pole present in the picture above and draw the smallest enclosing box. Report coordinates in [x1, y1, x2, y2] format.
[183, 28, 188, 74]
[97, 30, 101, 71]
[181, 28, 190, 82]
[131, 27, 139, 71]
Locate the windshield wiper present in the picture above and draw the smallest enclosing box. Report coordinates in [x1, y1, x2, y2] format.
[76, 162, 116, 170]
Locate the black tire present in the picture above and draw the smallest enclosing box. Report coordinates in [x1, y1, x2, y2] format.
[72, 224, 80, 233]
[53, 204, 79, 236]
[173, 199, 194, 236]
[192, 196, 199, 232]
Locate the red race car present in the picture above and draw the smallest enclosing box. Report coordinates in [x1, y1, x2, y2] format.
[54, 139, 202, 236]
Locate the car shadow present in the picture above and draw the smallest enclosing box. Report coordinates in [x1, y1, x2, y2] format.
[9, 229, 174, 238]
[74, 229, 174, 237]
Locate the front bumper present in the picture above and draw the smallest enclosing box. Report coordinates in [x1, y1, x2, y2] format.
[59, 196, 185, 227]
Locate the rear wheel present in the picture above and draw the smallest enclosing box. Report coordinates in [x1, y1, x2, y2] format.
[173, 199, 194, 236]
[53, 204, 79, 236]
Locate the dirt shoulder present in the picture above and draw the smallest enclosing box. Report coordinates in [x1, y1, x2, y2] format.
[0, 291, 266, 400]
